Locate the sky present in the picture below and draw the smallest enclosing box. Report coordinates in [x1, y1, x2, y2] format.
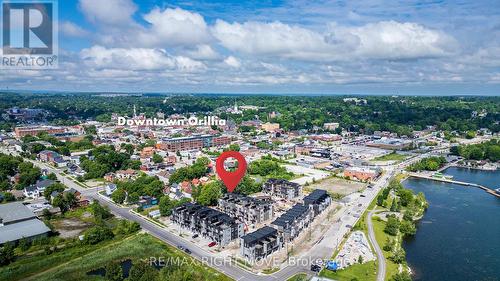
[1, 0, 500, 95]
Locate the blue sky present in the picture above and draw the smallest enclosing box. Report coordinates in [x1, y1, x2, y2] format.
[2, 0, 500, 95]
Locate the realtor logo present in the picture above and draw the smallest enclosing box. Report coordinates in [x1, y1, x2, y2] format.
[1, 0, 58, 68]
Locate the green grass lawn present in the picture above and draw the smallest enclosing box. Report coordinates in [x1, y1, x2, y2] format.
[320, 261, 377, 281]
[372, 219, 400, 280]
[1, 234, 231, 281]
[287, 273, 309, 281]
[374, 152, 408, 162]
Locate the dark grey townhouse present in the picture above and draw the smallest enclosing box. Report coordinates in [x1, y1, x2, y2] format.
[240, 226, 283, 261]
[218, 193, 274, 228]
[263, 179, 302, 200]
[171, 202, 244, 246]
[303, 189, 332, 216]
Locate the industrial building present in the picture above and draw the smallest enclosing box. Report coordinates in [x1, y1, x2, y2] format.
[0, 202, 51, 245]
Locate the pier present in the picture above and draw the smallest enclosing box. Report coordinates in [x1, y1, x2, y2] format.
[409, 173, 500, 199]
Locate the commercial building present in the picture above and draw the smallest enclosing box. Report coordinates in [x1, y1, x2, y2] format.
[0, 202, 51, 245]
[218, 193, 274, 227]
[323, 122, 340, 131]
[344, 167, 380, 181]
[261, 123, 280, 132]
[240, 226, 283, 261]
[14, 126, 66, 138]
[263, 179, 302, 200]
[158, 134, 231, 152]
[366, 138, 412, 150]
[172, 202, 244, 246]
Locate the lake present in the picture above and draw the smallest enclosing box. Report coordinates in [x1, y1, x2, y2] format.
[402, 167, 500, 281]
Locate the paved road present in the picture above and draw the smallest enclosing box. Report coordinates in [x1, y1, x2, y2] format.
[367, 209, 385, 281]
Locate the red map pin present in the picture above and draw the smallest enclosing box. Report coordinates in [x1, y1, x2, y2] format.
[216, 151, 247, 193]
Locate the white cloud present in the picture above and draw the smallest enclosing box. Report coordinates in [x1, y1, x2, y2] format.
[224, 56, 241, 68]
[79, 0, 137, 25]
[60, 21, 89, 37]
[80, 45, 205, 72]
[212, 20, 457, 61]
[139, 7, 212, 47]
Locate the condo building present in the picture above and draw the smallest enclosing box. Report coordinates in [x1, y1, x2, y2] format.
[263, 179, 302, 200]
[172, 202, 244, 246]
[218, 193, 274, 228]
[271, 204, 314, 242]
[303, 189, 332, 216]
[158, 134, 231, 152]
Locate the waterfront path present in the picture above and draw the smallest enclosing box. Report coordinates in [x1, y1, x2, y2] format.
[367, 209, 385, 281]
[408, 173, 500, 198]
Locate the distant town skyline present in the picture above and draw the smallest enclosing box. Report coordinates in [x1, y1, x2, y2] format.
[1, 0, 499, 95]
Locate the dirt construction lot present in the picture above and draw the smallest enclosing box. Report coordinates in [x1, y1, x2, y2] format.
[306, 177, 367, 196]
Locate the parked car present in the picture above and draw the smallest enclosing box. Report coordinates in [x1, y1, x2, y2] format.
[177, 245, 185, 250]
[192, 234, 199, 239]
[184, 248, 192, 254]
[208, 242, 217, 247]
[311, 264, 321, 272]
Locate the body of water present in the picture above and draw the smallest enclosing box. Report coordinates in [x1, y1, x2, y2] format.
[402, 167, 500, 281]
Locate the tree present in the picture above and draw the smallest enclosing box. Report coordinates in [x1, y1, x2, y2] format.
[159, 196, 175, 216]
[43, 182, 65, 200]
[384, 217, 400, 236]
[47, 173, 57, 180]
[105, 261, 123, 281]
[357, 255, 364, 264]
[82, 226, 114, 245]
[152, 153, 163, 164]
[376, 195, 384, 206]
[0, 243, 16, 265]
[391, 272, 412, 281]
[383, 238, 394, 251]
[390, 248, 406, 264]
[398, 189, 414, 207]
[89, 200, 112, 221]
[128, 261, 158, 281]
[390, 198, 397, 212]
[111, 189, 126, 204]
[197, 181, 222, 206]
[399, 220, 417, 237]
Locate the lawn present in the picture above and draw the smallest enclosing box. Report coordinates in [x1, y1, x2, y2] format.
[287, 273, 309, 281]
[373, 152, 408, 162]
[320, 261, 377, 281]
[1, 234, 231, 281]
[372, 219, 400, 280]
[32, 233, 231, 281]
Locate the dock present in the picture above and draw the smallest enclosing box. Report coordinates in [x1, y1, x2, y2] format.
[409, 173, 500, 199]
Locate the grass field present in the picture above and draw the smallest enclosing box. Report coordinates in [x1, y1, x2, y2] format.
[287, 273, 309, 281]
[1, 234, 231, 281]
[373, 152, 408, 162]
[320, 261, 377, 281]
[372, 217, 400, 280]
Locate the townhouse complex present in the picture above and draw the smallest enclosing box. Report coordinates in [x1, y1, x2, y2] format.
[172, 202, 244, 246]
[218, 193, 274, 228]
[240, 188, 332, 261]
[263, 179, 302, 200]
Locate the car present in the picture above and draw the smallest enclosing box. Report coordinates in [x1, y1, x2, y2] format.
[184, 248, 192, 254]
[310, 264, 322, 272]
[360, 194, 366, 197]
[192, 234, 199, 238]
[177, 245, 185, 250]
[208, 242, 217, 247]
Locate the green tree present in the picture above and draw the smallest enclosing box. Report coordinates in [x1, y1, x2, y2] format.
[0, 242, 16, 265]
[399, 220, 417, 237]
[105, 261, 123, 281]
[111, 189, 126, 204]
[152, 153, 163, 164]
[82, 226, 114, 245]
[384, 217, 400, 236]
[390, 272, 412, 281]
[197, 181, 222, 206]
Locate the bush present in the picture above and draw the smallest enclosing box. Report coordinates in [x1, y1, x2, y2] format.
[82, 226, 114, 245]
[105, 261, 123, 281]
